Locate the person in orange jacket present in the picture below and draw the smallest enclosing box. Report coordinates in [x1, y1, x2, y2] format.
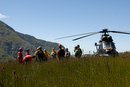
[23, 55, 35, 63]
[25, 49, 30, 56]
[17, 48, 23, 63]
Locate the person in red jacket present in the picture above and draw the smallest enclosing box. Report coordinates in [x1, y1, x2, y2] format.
[17, 48, 23, 63]
[25, 49, 30, 56]
[23, 55, 35, 63]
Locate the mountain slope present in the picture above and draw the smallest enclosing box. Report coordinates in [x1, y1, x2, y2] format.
[0, 21, 59, 62]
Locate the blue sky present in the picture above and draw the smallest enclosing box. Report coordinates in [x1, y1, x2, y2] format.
[0, 0, 130, 54]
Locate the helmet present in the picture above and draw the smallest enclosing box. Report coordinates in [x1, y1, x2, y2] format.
[37, 47, 39, 50]
[58, 44, 62, 47]
[39, 46, 42, 49]
[26, 49, 29, 51]
[19, 48, 23, 51]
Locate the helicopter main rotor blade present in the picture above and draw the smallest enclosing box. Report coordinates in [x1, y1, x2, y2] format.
[108, 30, 130, 34]
[72, 32, 100, 41]
[55, 32, 97, 40]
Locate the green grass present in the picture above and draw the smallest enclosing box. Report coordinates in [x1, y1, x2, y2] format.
[1, 53, 130, 87]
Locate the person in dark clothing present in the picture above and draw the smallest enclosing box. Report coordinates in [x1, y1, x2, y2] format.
[37, 46, 45, 62]
[74, 45, 82, 58]
[77, 45, 82, 58]
[57, 44, 65, 60]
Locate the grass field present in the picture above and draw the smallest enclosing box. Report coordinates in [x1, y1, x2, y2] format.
[0, 52, 130, 87]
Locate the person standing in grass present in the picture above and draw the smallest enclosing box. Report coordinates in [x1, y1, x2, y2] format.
[17, 48, 23, 63]
[37, 46, 45, 62]
[51, 48, 57, 59]
[74, 45, 82, 58]
[23, 55, 35, 64]
[65, 48, 70, 58]
[44, 49, 50, 61]
[77, 45, 82, 58]
[57, 44, 65, 60]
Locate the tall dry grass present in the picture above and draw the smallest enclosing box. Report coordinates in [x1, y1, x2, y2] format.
[0, 53, 130, 87]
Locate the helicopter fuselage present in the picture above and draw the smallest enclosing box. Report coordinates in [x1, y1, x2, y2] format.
[95, 34, 118, 56]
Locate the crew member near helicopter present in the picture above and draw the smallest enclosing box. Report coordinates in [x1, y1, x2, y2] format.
[23, 55, 35, 63]
[17, 48, 23, 63]
[65, 48, 70, 58]
[51, 48, 57, 59]
[74, 45, 82, 58]
[57, 44, 65, 60]
[77, 45, 82, 58]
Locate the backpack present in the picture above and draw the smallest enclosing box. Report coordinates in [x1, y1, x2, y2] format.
[75, 49, 79, 57]
[77, 48, 82, 57]
[37, 50, 44, 58]
[58, 49, 65, 57]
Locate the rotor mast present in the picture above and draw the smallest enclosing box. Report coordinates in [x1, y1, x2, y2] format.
[102, 29, 108, 35]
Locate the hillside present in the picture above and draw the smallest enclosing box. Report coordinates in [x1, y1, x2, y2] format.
[0, 21, 59, 62]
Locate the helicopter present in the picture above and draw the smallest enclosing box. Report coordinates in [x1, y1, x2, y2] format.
[56, 29, 130, 56]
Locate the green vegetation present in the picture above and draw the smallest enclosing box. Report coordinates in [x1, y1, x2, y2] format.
[0, 21, 59, 62]
[0, 53, 130, 87]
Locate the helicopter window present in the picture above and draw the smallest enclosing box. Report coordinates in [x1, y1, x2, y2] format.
[102, 42, 112, 49]
[102, 41, 116, 50]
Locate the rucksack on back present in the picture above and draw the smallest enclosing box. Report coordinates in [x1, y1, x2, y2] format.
[58, 49, 65, 57]
[37, 50, 44, 58]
